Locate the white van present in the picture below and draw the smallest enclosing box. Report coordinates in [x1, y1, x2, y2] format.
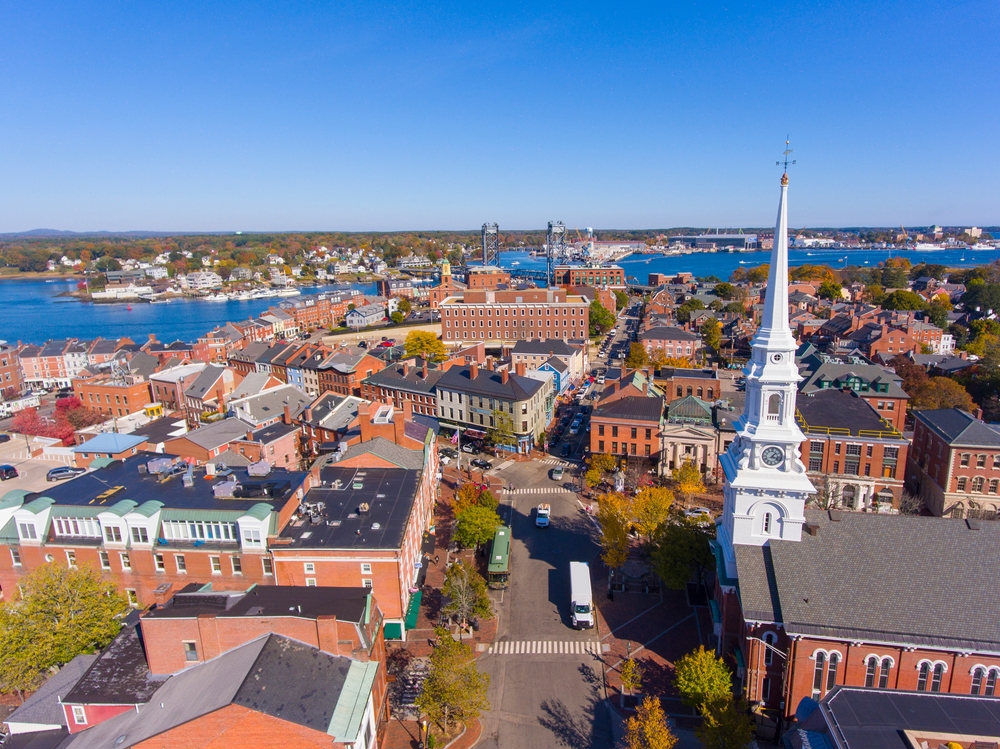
[569, 561, 595, 629]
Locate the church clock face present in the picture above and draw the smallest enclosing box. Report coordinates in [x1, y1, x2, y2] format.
[761, 446, 784, 467]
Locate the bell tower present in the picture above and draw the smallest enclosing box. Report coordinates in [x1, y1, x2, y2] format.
[718, 144, 815, 571]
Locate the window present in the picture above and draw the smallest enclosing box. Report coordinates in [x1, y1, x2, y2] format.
[231, 556, 242, 575]
[210, 556, 222, 574]
[812, 652, 826, 696]
[763, 632, 777, 666]
[762, 512, 772, 535]
[930, 663, 944, 692]
[66, 550, 77, 568]
[130, 526, 149, 544]
[72, 706, 87, 725]
[304, 562, 315, 574]
[865, 657, 877, 687]
[126, 589, 138, 606]
[631, 427, 637, 439]
[612, 426, 618, 437]
[845, 461, 860, 475]
[972, 667, 985, 695]
[99, 551, 110, 569]
[242, 528, 262, 547]
[961, 453, 971, 467]
[104, 526, 123, 543]
[916, 662, 929, 691]
[262, 557, 273, 576]
[958, 477, 968, 491]
[978, 454, 987, 468]
[612, 442, 617, 453]
[183, 641, 199, 662]
[767, 393, 781, 421]
[878, 658, 892, 689]
[991, 479, 999, 495]
[363, 579, 373, 588]
[175, 554, 187, 573]
[810, 441, 824, 454]
[162, 520, 237, 542]
[305, 578, 317, 586]
[361, 563, 372, 574]
[762, 676, 771, 700]
[846, 444, 862, 457]
[827, 652, 840, 691]
[10, 549, 21, 567]
[833, 461, 839, 473]
[599, 441, 605, 452]
[599, 425, 605, 436]
[152, 553, 165, 572]
[994, 455, 1000, 469]
[988, 670, 998, 697]
[120, 552, 131, 571]
[973, 476, 985, 493]
[18, 522, 36, 540]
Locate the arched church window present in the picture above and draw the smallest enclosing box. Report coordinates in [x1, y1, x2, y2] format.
[762, 512, 772, 535]
[767, 393, 781, 421]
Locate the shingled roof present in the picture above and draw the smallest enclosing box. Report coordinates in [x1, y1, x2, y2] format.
[914, 408, 1000, 448]
[734, 510, 1000, 652]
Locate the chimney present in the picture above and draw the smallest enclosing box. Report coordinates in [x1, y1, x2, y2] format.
[515, 361, 526, 377]
[303, 406, 313, 423]
[422, 362, 428, 379]
[402, 362, 409, 377]
[501, 369, 509, 385]
[245, 429, 254, 441]
[393, 405, 406, 446]
[283, 404, 291, 425]
[470, 362, 479, 380]
[359, 402, 372, 443]
[216, 387, 226, 413]
[643, 380, 648, 395]
[485, 358, 494, 371]
[804, 522, 820, 536]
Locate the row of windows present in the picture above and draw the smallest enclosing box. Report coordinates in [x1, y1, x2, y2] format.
[955, 477, 1000, 494]
[810, 442, 899, 459]
[598, 425, 653, 439]
[443, 307, 584, 316]
[446, 319, 581, 329]
[807, 458, 895, 478]
[959, 454, 1000, 469]
[675, 386, 715, 399]
[446, 330, 575, 341]
[597, 441, 653, 457]
[814, 653, 963, 696]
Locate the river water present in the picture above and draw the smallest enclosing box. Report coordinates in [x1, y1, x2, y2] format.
[1, 247, 997, 344]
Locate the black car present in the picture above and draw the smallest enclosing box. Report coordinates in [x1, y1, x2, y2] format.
[0, 434, 10, 444]
[470, 458, 492, 470]
[0, 465, 18, 481]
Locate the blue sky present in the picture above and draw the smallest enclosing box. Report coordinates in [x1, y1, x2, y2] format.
[1, 1, 998, 232]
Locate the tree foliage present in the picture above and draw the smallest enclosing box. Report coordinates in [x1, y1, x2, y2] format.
[651, 521, 714, 590]
[416, 627, 490, 730]
[9, 398, 105, 446]
[403, 330, 448, 362]
[624, 696, 677, 749]
[397, 297, 412, 314]
[589, 299, 616, 336]
[816, 280, 844, 301]
[442, 561, 493, 627]
[881, 290, 927, 311]
[453, 506, 502, 549]
[695, 699, 755, 749]
[625, 343, 649, 369]
[672, 460, 705, 505]
[632, 486, 675, 541]
[613, 289, 630, 310]
[0, 563, 128, 698]
[620, 657, 643, 696]
[675, 299, 705, 324]
[595, 492, 632, 569]
[453, 484, 497, 514]
[485, 408, 517, 453]
[673, 646, 733, 712]
[701, 318, 722, 353]
[711, 282, 735, 299]
[390, 311, 406, 325]
[911, 376, 975, 411]
[589, 453, 619, 474]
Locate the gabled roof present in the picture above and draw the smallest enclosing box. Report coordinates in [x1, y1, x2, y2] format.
[229, 341, 271, 363]
[6, 654, 98, 729]
[183, 364, 228, 400]
[337, 436, 425, 470]
[512, 338, 579, 356]
[229, 384, 312, 425]
[362, 362, 444, 395]
[301, 393, 365, 433]
[230, 372, 276, 400]
[541, 357, 568, 373]
[437, 365, 544, 402]
[63, 616, 163, 706]
[169, 418, 254, 450]
[734, 510, 1000, 651]
[593, 395, 664, 423]
[640, 326, 699, 342]
[914, 408, 1000, 447]
[72, 432, 147, 454]
[666, 395, 712, 422]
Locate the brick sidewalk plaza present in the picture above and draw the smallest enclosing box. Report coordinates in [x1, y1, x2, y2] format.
[383, 716, 483, 749]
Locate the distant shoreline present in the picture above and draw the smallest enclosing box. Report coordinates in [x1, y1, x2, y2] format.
[0, 271, 80, 282]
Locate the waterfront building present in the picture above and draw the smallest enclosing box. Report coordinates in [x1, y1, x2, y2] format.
[440, 287, 590, 346]
[553, 264, 626, 288]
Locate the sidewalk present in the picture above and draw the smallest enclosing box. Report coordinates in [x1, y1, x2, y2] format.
[383, 717, 483, 749]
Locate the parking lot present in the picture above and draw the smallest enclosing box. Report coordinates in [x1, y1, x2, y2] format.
[0, 434, 77, 494]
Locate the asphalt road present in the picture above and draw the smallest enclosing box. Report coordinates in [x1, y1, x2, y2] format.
[477, 458, 614, 749]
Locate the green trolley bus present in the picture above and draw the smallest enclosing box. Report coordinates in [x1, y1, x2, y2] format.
[488, 526, 511, 589]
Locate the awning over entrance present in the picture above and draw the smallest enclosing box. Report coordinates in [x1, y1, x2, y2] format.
[404, 590, 423, 630]
[383, 622, 404, 640]
[464, 428, 487, 439]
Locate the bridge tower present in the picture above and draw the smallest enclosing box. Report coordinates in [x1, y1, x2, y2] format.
[482, 223, 500, 266]
[545, 221, 566, 287]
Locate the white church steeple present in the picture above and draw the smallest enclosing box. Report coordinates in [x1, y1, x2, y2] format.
[718, 146, 815, 571]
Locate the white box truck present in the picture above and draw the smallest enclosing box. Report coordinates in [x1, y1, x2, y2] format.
[569, 561, 595, 629]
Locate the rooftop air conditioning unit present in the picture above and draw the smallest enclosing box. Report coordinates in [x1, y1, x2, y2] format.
[248, 461, 272, 476]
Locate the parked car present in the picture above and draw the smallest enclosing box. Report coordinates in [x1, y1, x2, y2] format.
[684, 507, 713, 525]
[561, 444, 571, 458]
[470, 458, 492, 471]
[0, 434, 10, 444]
[47, 466, 86, 482]
[440, 448, 459, 459]
[461, 443, 480, 454]
[0, 465, 18, 481]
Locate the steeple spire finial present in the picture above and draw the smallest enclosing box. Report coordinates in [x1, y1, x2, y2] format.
[777, 137, 795, 184]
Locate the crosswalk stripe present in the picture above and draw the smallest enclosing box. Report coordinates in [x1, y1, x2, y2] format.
[485, 640, 600, 656]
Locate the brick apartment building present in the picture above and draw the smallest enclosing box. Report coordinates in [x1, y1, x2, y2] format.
[720, 511, 1000, 723]
[317, 347, 386, 397]
[796, 388, 908, 510]
[553, 264, 626, 288]
[639, 326, 702, 360]
[465, 265, 511, 289]
[0, 341, 23, 398]
[908, 408, 1000, 519]
[440, 287, 590, 345]
[149, 362, 208, 411]
[73, 375, 153, 418]
[654, 367, 721, 405]
[361, 360, 445, 417]
[590, 379, 665, 462]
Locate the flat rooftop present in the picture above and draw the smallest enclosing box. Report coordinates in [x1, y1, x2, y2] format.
[145, 583, 371, 623]
[278, 467, 419, 550]
[23, 452, 308, 512]
[796, 389, 892, 436]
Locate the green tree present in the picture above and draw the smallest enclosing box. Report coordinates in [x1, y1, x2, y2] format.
[624, 696, 677, 749]
[589, 299, 615, 336]
[651, 521, 714, 590]
[416, 627, 491, 730]
[746, 264, 770, 284]
[390, 311, 406, 325]
[816, 280, 844, 301]
[404, 330, 448, 362]
[632, 486, 675, 541]
[711, 282, 735, 299]
[485, 408, 517, 454]
[620, 657, 643, 701]
[673, 645, 733, 712]
[441, 561, 493, 628]
[613, 289, 629, 310]
[864, 283, 886, 304]
[696, 699, 755, 749]
[595, 492, 632, 569]
[584, 467, 604, 488]
[881, 290, 927, 311]
[701, 318, 722, 353]
[926, 298, 952, 329]
[911, 377, 976, 411]
[453, 507, 502, 549]
[675, 299, 705, 324]
[625, 343, 649, 369]
[397, 297, 412, 314]
[0, 564, 128, 698]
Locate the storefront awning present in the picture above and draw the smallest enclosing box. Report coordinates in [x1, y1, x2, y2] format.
[404, 590, 423, 630]
[384, 622, 404, 640]
[463, 428, 487, 439]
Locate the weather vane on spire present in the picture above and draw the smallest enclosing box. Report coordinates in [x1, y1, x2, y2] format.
[777, 137, 795, 184]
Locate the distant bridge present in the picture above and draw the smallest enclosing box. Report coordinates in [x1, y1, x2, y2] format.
[509, 268, 551, 283]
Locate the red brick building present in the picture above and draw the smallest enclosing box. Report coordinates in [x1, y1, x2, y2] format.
[590, 393, 665, 461]
[908, 408, 1000, 519]
[360, 361, 444, 417]
[73, 375, 153, 418]
[317, 347, 386, 397]
[440, 287, 590, 345]
[553, 264, 626, 288]
[0, 341, 23, 398]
